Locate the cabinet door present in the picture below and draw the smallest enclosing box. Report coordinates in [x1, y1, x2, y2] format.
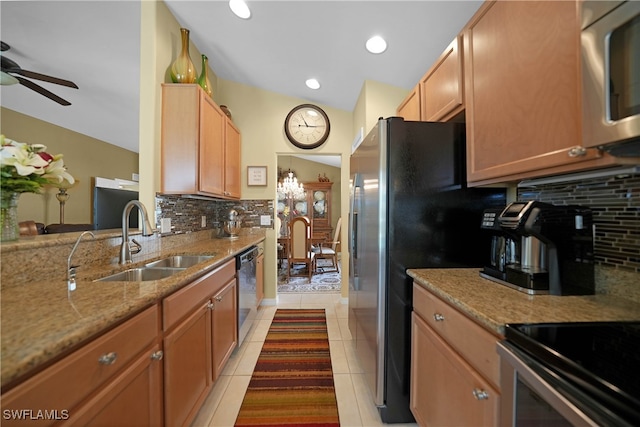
[464, 1, 603, 185]
[211, 278, 238, 381]
[411, 313, 499, 427]
[164, 301, 212, 427]
[224, 119, 241, 199]
[199, 92, 225, 196]
[64, 345, 163, 427]
[420, 35, 464, 122]
[396, 86, 421, 121]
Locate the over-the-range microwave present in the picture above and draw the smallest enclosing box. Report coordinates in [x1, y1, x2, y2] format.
[582, 1, 640, 157]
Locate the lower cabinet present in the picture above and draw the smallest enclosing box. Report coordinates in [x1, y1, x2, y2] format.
[411, 284, 500, 426]
[1, 305, 162, 427]
[162, 259, 237, 427]
[211, 277, 238, 381]
[163, 300, 213, 427]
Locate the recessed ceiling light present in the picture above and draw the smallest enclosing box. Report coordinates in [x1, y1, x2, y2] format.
[366, 35, 387, 54]
[229, 0, 251, 19]
[305, 78, 320, 90]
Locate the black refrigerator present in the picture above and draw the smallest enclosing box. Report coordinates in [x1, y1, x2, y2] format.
[348, 117, 506, 423]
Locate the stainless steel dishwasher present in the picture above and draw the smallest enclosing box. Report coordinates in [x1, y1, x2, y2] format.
[236, 246, 258, 344]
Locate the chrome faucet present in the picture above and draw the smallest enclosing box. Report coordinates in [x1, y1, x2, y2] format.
[120, 200, 154, 264]
[68, 230, 96, 290]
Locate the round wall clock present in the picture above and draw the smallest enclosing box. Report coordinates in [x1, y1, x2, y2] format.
[284, 104, 330, 149]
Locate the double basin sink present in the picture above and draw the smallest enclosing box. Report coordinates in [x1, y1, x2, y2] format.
[96, 255, 214, 282]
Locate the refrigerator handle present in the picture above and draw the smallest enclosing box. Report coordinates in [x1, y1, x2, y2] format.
[349, 173, 362, 289]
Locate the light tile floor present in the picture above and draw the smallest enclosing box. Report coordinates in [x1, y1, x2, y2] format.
[190, 292, 418, 427]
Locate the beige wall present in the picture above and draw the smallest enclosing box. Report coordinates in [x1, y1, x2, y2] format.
[0, 107, 138, 225]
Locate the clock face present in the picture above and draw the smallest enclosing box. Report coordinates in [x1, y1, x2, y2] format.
[284, 104, 330, 149]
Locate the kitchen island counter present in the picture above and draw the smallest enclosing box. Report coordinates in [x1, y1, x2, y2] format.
[1, 231, 265, 389]
[408, 268, 640, 337]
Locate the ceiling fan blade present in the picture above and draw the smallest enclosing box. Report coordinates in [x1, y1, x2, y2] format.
[0, 56, 78, 88]
[13, 75, 72, 106]
[10, 68, 78, 89]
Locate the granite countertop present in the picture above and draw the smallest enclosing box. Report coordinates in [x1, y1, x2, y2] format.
[1, 233, 265, 388]
[407, 268, 640, 337]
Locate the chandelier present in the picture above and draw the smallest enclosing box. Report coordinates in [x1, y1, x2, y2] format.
[277, 171, 305, 200]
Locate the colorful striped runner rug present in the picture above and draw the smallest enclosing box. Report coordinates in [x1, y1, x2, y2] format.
[234, 309, 340, 427]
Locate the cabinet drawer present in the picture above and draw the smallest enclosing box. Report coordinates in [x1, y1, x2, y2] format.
[163, 259, 235, 331]
[1, 305, 159, 426]
[413, 283, 500, 388]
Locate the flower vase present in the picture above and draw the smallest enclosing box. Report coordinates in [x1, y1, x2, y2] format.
[1, 192, 20, 242]
[197, 54, 213, 97]
[170, 28, 196, 83]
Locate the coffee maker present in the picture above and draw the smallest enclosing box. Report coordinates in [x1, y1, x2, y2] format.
[480, 201, 595, 295]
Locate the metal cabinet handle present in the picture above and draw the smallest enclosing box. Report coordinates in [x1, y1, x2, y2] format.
[472, 389, 489, 400]
[207, 301, 215, 310]
[215, 296, 223, 302]
[433, 313, 445, 322]
[568, 146, 587, 157]
[98, 352, 118, 365]
[150, 350, 164, 361]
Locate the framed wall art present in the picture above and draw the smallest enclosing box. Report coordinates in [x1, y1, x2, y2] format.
[247, 166, 268, 186]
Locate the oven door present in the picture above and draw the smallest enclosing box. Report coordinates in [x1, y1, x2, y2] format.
[582, 1, 640, 151]
[498, 342, 634, 427]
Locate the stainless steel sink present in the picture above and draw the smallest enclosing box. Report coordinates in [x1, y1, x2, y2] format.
[144, 255, 214, 268]
[95, 267, 185, 282]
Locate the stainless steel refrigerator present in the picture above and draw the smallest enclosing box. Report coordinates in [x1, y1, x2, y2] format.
[348, 117, 506, 423]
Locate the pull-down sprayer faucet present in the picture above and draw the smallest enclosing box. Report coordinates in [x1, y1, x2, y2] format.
[120, 200, 154, 264]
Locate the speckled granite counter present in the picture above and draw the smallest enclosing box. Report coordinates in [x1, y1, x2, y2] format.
[407, 268, 640, 337]
[1, 232, 264, 388]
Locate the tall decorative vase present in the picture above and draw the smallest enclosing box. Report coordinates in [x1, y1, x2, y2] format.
[170, 28, 196, 83]
[197, 54, 213, 97]
[1, 191, 20, 242]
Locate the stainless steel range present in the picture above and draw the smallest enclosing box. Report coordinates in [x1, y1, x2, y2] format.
[498, 322, 640, 426]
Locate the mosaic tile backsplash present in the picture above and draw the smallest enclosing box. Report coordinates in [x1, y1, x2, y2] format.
[518, 172, 639, 273]
[155, 195, 274, 236]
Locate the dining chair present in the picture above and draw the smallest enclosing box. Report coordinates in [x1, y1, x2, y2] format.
[312, 217, 341, 273]
[287, 216, 314, 281]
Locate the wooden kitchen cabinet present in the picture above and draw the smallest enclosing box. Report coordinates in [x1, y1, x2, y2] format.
[224, 119, 241, 199]
[411, 284, 500, 426]
[1, 305, 162, 427]
[161, 84, 241, 199]
[162, 259, 236, 427]
[396, 86, 421, 121]
[463, 0, 620, 186]
[420, 34, 464, 122]
[211, 277, 238, 381]
[164, 300, 212, 427]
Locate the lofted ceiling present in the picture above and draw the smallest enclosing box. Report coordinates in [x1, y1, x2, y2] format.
[0, 1, 482, 155]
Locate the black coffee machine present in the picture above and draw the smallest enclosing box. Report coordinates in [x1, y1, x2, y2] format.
[480, 201, 595, 295]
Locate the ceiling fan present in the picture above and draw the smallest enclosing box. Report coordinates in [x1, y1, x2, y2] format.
[0, 41, 78, 106]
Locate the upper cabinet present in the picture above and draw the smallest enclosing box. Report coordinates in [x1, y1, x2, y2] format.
[396, 86, 421, 121]
[420, 35, 464, 122]
[463, 0, 627, 186]
[161, 84, 241, 199]
[396, 35, 463, 123]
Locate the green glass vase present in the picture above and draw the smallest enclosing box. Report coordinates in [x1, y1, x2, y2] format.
[170, 28, 196, 83]
[1, 191, 20, 242]
[197, 54, 213, 97]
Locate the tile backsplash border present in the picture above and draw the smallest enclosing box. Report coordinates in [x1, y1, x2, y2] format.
[155, 195, 274, 236]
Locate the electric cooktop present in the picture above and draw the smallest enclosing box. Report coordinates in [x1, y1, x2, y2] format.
[505, 321, 640, 425]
